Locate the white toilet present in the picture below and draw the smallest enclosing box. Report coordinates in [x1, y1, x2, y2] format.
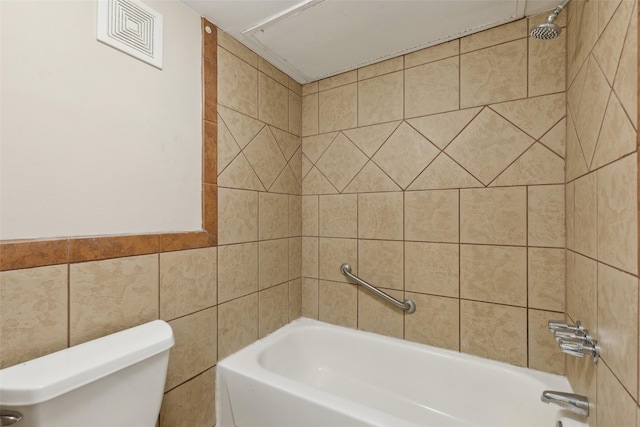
[0, 320, 174, 427]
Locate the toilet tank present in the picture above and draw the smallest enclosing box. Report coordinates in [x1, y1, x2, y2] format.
[0, 320, 174, 427]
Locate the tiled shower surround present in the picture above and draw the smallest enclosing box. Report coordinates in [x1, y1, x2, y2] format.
[0, 2, 638, 426]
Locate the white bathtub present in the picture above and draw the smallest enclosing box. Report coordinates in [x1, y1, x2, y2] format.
[217, 318, 588, 427]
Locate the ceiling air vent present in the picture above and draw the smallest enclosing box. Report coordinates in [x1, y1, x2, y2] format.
[97, 0, 163, 69]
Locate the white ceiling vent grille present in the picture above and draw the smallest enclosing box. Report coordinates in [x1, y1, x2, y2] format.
[97, 0, 163, 69]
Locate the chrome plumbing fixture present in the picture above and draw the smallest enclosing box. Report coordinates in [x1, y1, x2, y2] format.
[541, 391, 589, 417]
[529, 0, 571, 40]
[548, 320, 600, 362]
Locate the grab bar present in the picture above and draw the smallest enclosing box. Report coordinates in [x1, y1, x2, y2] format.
[340, 263, 416, 313]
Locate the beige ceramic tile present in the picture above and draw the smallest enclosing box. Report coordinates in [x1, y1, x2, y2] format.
[316, 133, 368, 191]
[318, 70, 357, 92]
[302, 93, 319, 136]
[405, 242, 459, 297]
[258, 73, 289, 130]
[302, 81, 319, 96]
[405, 57, 459, 118]
[289, 195, 302, 237]
[358, 240, 404, 291]
[218, 48, 258, 118]
[358, 71, 403, 127]
[460, 300, 527, 367]
[318, 238, 357, 282]
[289, 278, 302, 320]
[405, 293, 459, 351]
[303, 166, 339, 195]
[218, 242, 258, 303]
[593, 0, 634, 84]
[592, 94, 637, 170]
[301, 278, 319, 319]
[289, 237, 302, 280]
[0, 265, 67, 368]
[405, 189, 459, 243]
[460, 245, 527, 307]
[406, 108, 481, 150]
[318, 280, 357, 328]
[528, 309, 565, 374]
[404, 39, 459, 68]
[540, 118, 567, 159]
[613, 4, 637, 129]
[343, 161, 402, 193]
[258, 57, 288, 86]
[318, 194, 357, 238]
[445, 108, 534, 185]
[565, 111, 589, 182]
[218, 293, 258, 360]
[357, 287, 404, 339]
[566, 354, 597, 427]
[372, 122, 439, 189]
[573, 172, 598, 258]
[289, 78, 302, 95]
[243, 127, 288, 190]
[528, 248, 565, 312]
[302, 195, 319, 236]
[566, 252, 598, 332]
[289, 91, 302, 136]
[259, 239, 289, 290]
[259, 283, 289, 337]
[302, 132, 338, 163]
[358, 57, 403, 80]
[217, 153, 265, 191]
[217, 117, 242, 174]
[460, 39, 527, 108]
[259, 192, 289, 240]
[490, 93, 565, 140]
[343, 121, 400, 157]
[460, 19, 527, 53]
[70, 255, 158, 346]
[302, 237, 318, 278]
[160, 247, 217, 321]
[566, 181, 575, 250]
[597, 363, 637, 427]
[528, 185, 565, 248]
[491, 143, 565, 186]
[165, 308, 217, 391]
[160, 368, 216, 427]
[567, 0, 599, 84]
[217, 29, 257, 67]
[218, 188, 258, 245]
[218, 105, 265, 150]
[318, 83, 357, 133]
[529, 32, 566, 97]
[598, 263, 638, 398]
[358, 192, 404, 240]
[598, 154, 638, 274]
[460, 187, 527, 245]
[409, 153, 483, 190]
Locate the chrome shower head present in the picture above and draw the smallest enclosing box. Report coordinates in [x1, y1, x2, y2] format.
[530, 0, 570, 40]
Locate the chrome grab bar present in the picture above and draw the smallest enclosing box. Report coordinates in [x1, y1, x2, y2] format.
[340, 263, 416, 313]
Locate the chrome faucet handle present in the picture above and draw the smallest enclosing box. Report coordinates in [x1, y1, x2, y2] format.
[559, 337, 600, 362]
[553, 327, 590, 342]
[548, 320, 582, 333]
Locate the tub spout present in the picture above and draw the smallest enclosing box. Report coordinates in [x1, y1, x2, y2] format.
[541, 390, 589, 417]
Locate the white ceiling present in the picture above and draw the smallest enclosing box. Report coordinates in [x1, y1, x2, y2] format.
[182, 0, 559, 83]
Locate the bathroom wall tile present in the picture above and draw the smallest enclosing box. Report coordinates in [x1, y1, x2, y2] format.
[289, 195, 302, 237]
[408, 153, 483, 191]
[318, 70, 357, 92]
[0, 239, 68, 271]
[218, 105, 265, 150]
[358, 192, 404, 240]
[289, 91, 302, 136]
[160, 368, 216, 427]
[460, 39, 527, 108]
[218, 47, 258, 118]
[289, 278, 302, 320]
[490, 93, 565, 140]
[302, 237, 318, 278]
[528, 309, 565, 375]
[528, 248, 565, 312]
[566, 252, 598, 333]
[405, 293, 459, 351]
[343, 161, 403, 193]
[69, 234, 158, 264]
[70, 255, 158, 346]
[566, 181, 575, 250]
[357, 287, 404, 339]
[573, 172, 598, 258]
[460, 19, 527, 53]
[218, 242, 258, 303]
[218, 188, 258, 245]
[302, 195, 319, 236]
[258, 73, 289, 130]
[460, 300, 527, 367]
[302, 278, 319, 319]
[592, 0, 634, 84]
[319, 194, 358, 238]
[289, 78, 302, 95]
[165, 308, 217, 391]
[591, 94, 636, 170]
[318, 280, 357, 328]
[217, 29, 257, 67]
[445, 108, 534, 186]
[203, 121, 217, 185]
[316, 133, 368, 191]
[318, 83, 357, 133]
[565, 111, 589, 182]
[598, 263, 638, 399]
[160, 247, 217, 321]
[303, 81, 318, 96]
[358, 71, 403, 127]
[218, 293, 258, 360]
[203, 58, 217, 122]
[259, 283, 289, 337]
[289, 237, 302, 280]
[343, 121, 400, 157]
[258, 57, 289, 86]
[460, 187, 527, 245]
[244, 127, 287, 190]
[567, 0, 599, 84]
[405, 242, 459, 297]
[404, 57, 459, 118]
[528, 184, 565, 248]
[566, 354, 597, 427]
[407, 108, 480, 150]
[259, 192, 289, 240]
[0, 265, 67, 368]
[259, 239, 289, 290]
[358, 57, 403, 80]
[404, 39, 459, 68]
[303, 166, 340, 195]
[491, 143, 565, 186]
[358, 240, 404, 291]
[302, 93, 319, 136]
[460, 245, 527, 307]
[597, 363, 637, 427]
[529, 32, 566, 97]
[598, 154, 638, 275]
[540, 118, 566, 159]
[318, 238, 357, 282]
[303, 132, 338, 164]
[405, 189, 459, 243]
[613, 7, 637, 129]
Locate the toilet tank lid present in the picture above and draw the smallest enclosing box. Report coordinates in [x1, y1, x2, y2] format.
[0, 320, 174, 406]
